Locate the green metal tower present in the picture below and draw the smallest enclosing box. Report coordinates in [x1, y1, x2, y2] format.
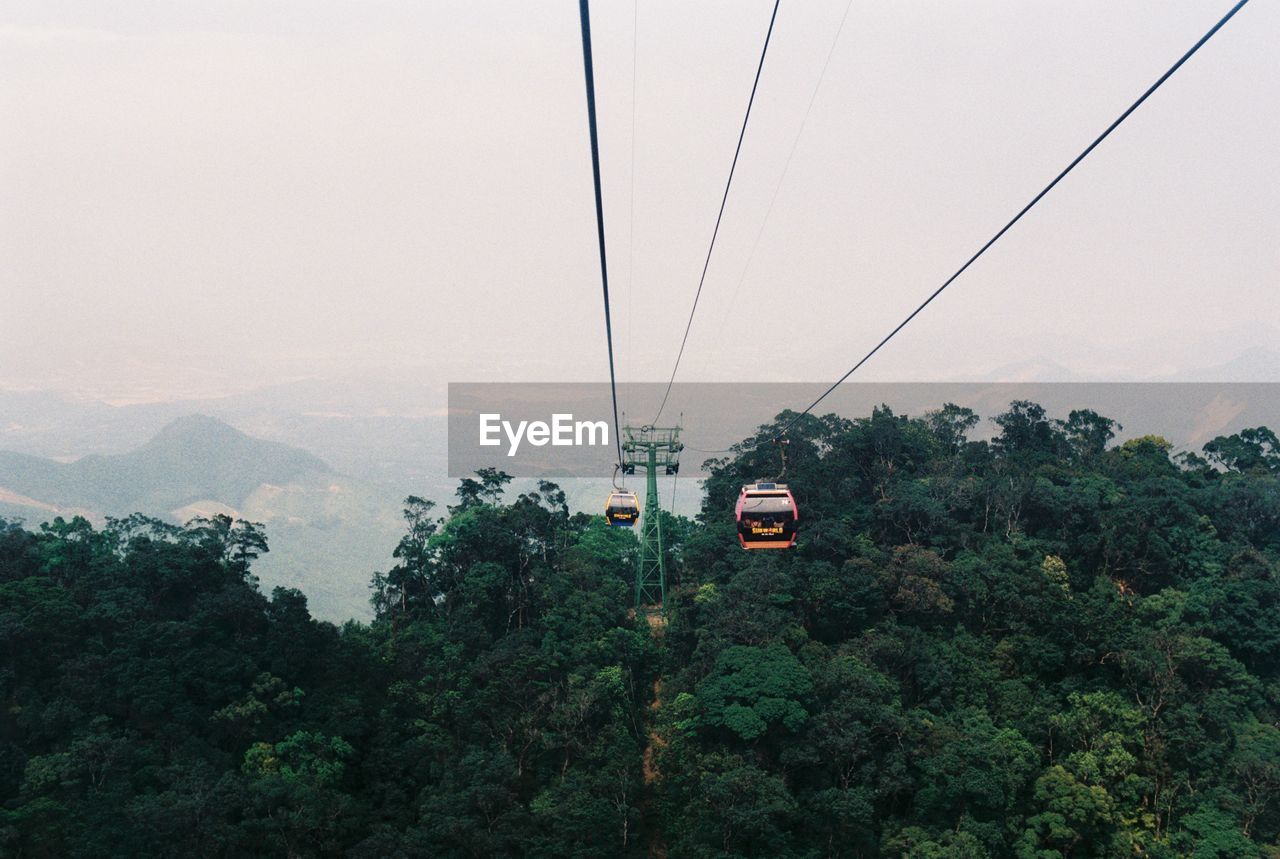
[621, 425, 682, 611]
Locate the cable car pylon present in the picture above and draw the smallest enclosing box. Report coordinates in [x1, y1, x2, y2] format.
[622, 424, 683, 616]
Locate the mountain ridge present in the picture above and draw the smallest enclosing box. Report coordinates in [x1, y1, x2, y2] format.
[0, 413, 332, 513]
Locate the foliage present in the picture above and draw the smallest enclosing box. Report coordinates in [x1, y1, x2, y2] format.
[4, 401, 1280, 856]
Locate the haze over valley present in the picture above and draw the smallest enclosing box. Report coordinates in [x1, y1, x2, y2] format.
[4, 340, 1279, 620]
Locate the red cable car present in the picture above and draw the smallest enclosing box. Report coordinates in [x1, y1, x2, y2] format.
[604, 490, 639, 527]
[735, 482, 798, 549]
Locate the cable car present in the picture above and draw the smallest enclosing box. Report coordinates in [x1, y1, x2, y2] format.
[605, 490, 640, 527]
[735, 482, 798, 549]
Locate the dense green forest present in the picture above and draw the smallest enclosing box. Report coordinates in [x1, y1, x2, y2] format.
[4, 401, 1280, 857]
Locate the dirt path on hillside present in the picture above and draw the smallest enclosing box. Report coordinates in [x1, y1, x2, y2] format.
[642, 678, 666, 785]
[641, 676, 668, 857]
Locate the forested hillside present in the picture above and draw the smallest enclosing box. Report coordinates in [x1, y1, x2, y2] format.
[0, 414, 406, 622]
[4, 401, 1280, 857]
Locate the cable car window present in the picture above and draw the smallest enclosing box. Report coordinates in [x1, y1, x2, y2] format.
[741, 495, 793, 515]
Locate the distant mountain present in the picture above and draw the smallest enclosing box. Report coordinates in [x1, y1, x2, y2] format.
[949, 346, 1280, 384]
[1117, 323, 1280, 377]
[0, 388, 174, 458]
[0, 416, 400, 621]
[0, 414, 331, 513]
[0, 380, 451, 499]
[1153, 347, 1280, 382]
[947, 356, 1087, 383]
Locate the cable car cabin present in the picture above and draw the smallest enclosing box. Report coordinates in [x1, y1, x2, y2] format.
[604, 491, 640, 527]
[735, 482, 798, 549]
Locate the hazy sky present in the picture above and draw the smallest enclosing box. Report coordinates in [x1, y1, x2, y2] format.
[2, 0, 1277, 401]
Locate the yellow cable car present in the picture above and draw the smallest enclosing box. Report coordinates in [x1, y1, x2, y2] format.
[604, 490, 639, 527]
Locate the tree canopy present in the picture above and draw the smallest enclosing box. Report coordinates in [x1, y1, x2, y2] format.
[4, 404, 1280, 856]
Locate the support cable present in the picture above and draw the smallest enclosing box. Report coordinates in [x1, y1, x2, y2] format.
[717, 0, 855, 341]
[578, 0, 625, 466]
[627, 0, 639, 379]
[777, 0, 1251, 439]
[652, 0, 783, 425]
